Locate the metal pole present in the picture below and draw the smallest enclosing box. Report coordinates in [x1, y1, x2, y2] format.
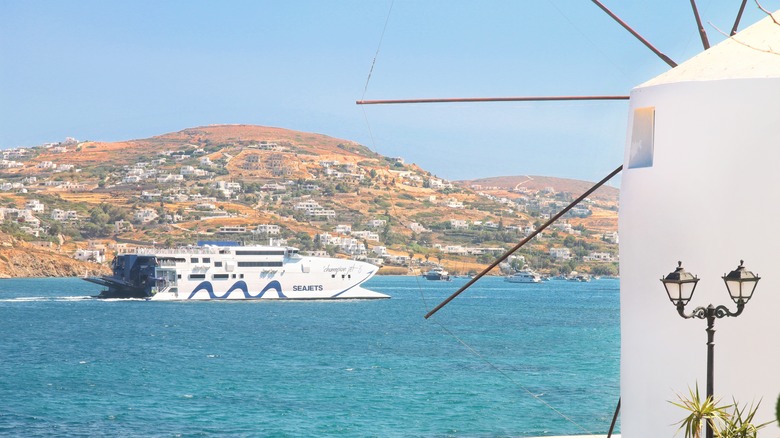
[731, 0, 749, 35]
[590, 0, 678, 67]
[689, 0, 711, 50]
[356, 95, 629, 105]
[607, 398, 620, 437]
[705, 305, 716, 438]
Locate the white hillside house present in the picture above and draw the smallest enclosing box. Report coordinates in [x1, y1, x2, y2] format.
[134, 208, 158, 223]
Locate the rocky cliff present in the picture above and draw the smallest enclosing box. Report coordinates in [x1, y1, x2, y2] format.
[0, 235, 110, 278]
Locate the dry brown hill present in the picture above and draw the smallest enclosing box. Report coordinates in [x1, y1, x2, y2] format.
[46, 125, 375, 169]
[1, 124, 619, 277]
[459, 175, 619, 203]
[0, 234, 109, 278]
[159, 125, 375, 157]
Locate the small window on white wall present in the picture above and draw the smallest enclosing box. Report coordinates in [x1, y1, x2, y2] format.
[628, 107, 655, 169]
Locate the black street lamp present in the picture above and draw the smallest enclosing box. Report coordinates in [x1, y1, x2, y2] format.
[661, 260, 760, 438]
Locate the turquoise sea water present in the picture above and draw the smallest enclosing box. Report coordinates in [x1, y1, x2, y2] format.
[0, 276, 619, 437]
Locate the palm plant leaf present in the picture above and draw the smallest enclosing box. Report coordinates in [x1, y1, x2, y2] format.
[671, 384, 729, 438]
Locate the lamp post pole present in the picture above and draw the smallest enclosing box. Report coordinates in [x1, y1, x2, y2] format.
[705, 305, 715, 421]
[676, 302, 744, 438]
[663, 261, 759, 438]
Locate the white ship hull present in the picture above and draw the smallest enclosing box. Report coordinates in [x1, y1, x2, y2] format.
[504, 269, 542, 283]
[504, 275, 541, 283]
[153, 257, 384, 300]
[86, 245, 389, 300]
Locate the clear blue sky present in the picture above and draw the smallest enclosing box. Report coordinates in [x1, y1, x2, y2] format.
[0, 1, 769, 182]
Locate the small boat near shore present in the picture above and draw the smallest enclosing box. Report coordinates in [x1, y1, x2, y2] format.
[423, 267, 450, 281]
[504, 267, 542, 283]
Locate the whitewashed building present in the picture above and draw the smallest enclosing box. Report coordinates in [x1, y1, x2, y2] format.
[254, 224, 281, 235]
[75, 249, 105, 263]
[549, 247, 571, 260]
[51, 209, 78, 221]
[334, 224, 352, 234]
[449, 219, 468, 229]
[25, 199, 45, 213]
[367, 219, 386, 228]
[351, 230, 379, 241]
[584, 252, 614, 262]
[408, 222, 427, 233]
[619, 13, 780, 435]
[134, 208, 158, 223]
[218, 226, 246, 234]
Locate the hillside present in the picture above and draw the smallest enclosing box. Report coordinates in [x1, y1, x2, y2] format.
[460, 175, 619, 202]
[0, 124, 619, 278]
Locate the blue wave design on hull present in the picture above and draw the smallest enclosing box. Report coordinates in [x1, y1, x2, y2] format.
[257, 280, 286, 298]
[188, 281, 215, 299]
[187, 280, 285, 300]
[226, 281, 249, 298]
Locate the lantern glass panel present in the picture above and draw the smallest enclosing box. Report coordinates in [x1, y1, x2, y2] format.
[680, 280, 697, 303]
[663, 281, 681, 303]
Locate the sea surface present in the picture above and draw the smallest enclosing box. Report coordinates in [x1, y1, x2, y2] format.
[0, 276, 620, 437]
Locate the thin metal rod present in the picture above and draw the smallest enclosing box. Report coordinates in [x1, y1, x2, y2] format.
[730, 0, 749, 35]
[357, 95, 629, 105]
[590, 0, 678, 68]
[424, 164, 623, 319]
[607, 398, 621, 438]
[689, 0, 711, 50]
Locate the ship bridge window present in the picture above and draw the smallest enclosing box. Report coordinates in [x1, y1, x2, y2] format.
[236, 250, 286, 256]
[237, 261, 284, 267]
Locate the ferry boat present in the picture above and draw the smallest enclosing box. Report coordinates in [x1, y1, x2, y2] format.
[84, 245, 389, 300]
[504, 267, 542, 283]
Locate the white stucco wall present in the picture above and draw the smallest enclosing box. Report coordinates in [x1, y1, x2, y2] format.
[619, 78, 780, 436]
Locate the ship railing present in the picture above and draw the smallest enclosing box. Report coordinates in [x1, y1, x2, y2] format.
[135, 246, 220, 255]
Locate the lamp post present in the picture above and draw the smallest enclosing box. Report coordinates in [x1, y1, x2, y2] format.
[661, 260, 760, 438]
